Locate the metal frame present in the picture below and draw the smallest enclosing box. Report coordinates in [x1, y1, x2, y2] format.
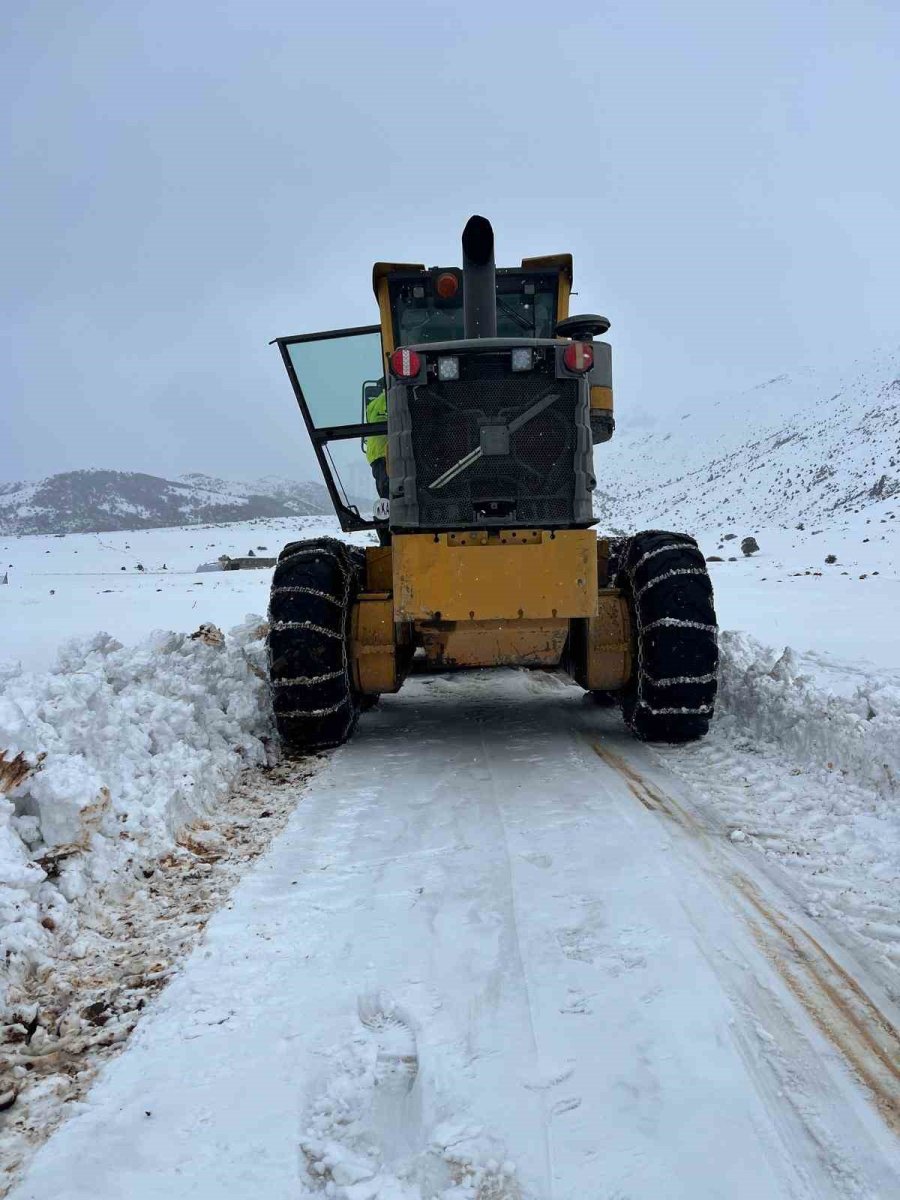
[273, 324, 385, 531]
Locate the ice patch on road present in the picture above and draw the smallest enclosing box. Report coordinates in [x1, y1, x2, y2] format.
[301, 999, 522, 1200]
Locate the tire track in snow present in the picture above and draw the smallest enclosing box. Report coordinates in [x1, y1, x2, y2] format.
[593, 740, 900, 1138]
[592, 743, 702, 832]
[736, 876, 900, 1137]
[477, 725, 556, 1200]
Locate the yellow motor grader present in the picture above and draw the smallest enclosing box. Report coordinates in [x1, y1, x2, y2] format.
[268, 216, 717, 750]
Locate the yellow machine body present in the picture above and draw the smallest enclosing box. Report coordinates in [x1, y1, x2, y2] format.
[418, 620, 570, 670]
[350, 534, 632, 691]
[392, 530, 597, 622]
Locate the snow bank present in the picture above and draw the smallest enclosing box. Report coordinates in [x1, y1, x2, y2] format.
[0, 618, 272, 1022]
[717, 630, 900, 797]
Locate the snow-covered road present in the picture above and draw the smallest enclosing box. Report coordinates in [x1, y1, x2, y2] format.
[10, 672, 900, 1200]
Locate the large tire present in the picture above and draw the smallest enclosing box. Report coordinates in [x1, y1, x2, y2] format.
[614, 530, 718, 743]
[266, 537, 364, 752]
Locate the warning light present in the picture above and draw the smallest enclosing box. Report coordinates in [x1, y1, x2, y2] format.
[435, 272, 459, 299]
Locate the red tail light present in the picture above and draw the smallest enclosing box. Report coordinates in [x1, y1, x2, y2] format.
[435, 272, 459, 299]
[390, 348, 422, 378]
[563, 342, 594, 373]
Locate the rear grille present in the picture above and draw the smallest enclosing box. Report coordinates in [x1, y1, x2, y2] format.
[407, 375, 579, 527]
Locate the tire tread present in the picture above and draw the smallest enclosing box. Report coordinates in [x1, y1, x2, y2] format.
[267, 537, 363, 752]
[615, 530, 718, 743]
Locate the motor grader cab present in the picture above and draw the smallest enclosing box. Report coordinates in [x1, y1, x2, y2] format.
[269, 216, 718, 751]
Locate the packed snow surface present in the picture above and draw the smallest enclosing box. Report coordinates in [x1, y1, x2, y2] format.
[662, 632, 900, 992]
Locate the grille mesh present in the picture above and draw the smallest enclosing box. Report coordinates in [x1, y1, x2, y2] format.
[408, 375, 579, 527]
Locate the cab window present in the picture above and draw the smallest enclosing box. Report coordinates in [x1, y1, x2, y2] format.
[390, 271, 558, 346]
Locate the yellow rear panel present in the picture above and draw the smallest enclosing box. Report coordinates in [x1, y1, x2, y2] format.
[393, 530, 598, 622]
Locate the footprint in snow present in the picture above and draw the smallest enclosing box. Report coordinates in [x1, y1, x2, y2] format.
[523, 1063, 575, 1091]
[357, 991, 419, 1093]
[521, 851, 553, 869]
[357, 992, 421, 1165]
[560, 987, 594, 1015]
[303, 999, 521, 1197]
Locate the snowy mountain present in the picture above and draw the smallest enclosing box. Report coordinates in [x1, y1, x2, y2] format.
[0, 470, 336, 535]
[594, 344, 900, 534]
[4, 345, 898, 539]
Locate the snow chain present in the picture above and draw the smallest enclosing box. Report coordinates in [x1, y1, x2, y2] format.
[267, 539, 364, 748]
[614, 531, 719, 741]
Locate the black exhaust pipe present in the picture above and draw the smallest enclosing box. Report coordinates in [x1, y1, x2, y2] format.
[462, 215, 497, 338]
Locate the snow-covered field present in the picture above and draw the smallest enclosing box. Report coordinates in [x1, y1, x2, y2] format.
[0, 518, 372, 672]
[3, 511, 897, 670]
[1, 501, 899, 1196]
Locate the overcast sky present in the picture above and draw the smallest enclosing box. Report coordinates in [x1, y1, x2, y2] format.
[2, 0, 898, 484]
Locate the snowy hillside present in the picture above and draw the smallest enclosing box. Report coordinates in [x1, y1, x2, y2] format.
[595, 344, 900, 533]
[177, 473, 335, 510]
[0, 471, 335, 536]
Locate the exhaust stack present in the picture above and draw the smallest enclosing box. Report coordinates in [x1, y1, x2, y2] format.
[462, 215, 497, 338]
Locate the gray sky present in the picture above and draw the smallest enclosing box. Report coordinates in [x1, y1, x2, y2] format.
[3, 0, 898, 484]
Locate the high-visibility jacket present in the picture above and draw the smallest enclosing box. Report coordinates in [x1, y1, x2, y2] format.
[365, 391, 387, 465]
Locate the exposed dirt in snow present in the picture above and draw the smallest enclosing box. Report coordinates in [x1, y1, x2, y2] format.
[735, 875, 900, 1139]
[0, 617, 310, 1193]
[0, 757, 319, 1196]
